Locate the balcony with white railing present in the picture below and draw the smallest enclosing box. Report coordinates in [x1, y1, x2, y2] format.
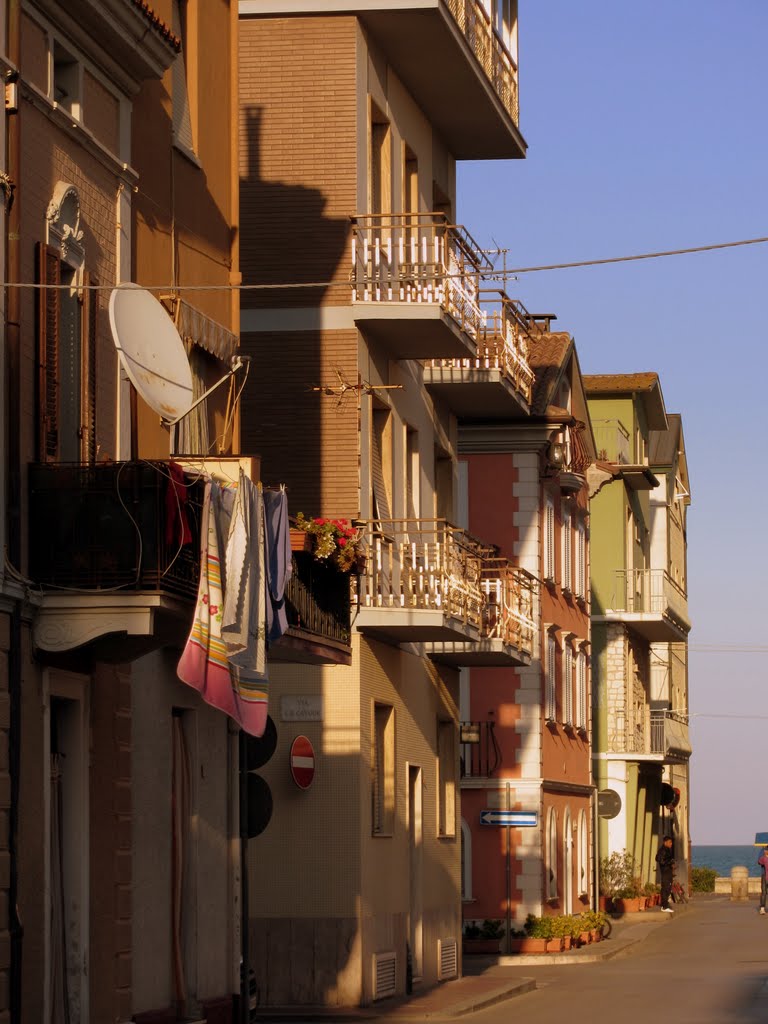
[353, 518, 486, 642]
[595, 569, 690, 642]
[350, 213, 490, 360]
[426, 557, 536, 666]
[423, 292, 534, 419]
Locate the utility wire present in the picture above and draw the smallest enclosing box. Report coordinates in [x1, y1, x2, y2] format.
[498, 235, 768, 275]
[4, 234, 767, 292]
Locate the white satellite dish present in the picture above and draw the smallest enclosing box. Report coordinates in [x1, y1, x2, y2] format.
[109, 284, 194, 421]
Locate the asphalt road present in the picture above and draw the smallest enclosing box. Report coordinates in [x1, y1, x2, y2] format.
[467, 896, 768, 1024]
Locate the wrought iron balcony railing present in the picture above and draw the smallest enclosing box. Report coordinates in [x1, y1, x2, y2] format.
[355, 518, 485, 631]
[283, 552, 351, 651]
[28, 463, 352, 658]
[445, 0, 520, 125]
[426, 291, 535, 406]
[607, 569, 689, 627]
[28, 461, 204, 598]
[480, 558, 536, 654]
[650, 710, 692, 758]
[607, 706, 691, 760]
[459, 720, 501, 778]
[350, 213, 491, 342]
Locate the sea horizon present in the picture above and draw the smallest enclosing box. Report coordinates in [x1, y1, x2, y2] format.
[692, 844, 763, 876]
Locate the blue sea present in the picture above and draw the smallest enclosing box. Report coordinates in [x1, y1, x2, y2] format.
[692, 845, 762, 876]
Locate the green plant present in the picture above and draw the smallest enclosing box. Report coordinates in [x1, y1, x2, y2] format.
[524, 914, 555, 939]
[642, 881, 660, 897]
[294, 513, 364, 572]
[691, 866, 717, 892]
[578, 909, 608, 932]
[463, 922, 481, 939]
[599, 850, 637, 898]
[479, 919, 503, 939]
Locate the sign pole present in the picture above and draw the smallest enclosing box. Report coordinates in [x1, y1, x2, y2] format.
[505, 782, 512, 954]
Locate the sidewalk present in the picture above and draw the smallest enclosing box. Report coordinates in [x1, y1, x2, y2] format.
[254, 904, 680, 1021]
[376, 906, 676, 1019]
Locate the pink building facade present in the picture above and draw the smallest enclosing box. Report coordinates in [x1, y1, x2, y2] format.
[459, 329, 595, 939]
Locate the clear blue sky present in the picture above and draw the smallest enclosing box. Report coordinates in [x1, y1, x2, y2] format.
[458, 0, 768, 846]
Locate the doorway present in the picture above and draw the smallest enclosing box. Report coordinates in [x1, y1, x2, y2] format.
[408, 765, 423, 984]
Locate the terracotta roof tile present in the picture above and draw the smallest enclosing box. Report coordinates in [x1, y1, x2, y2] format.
[528, 332, 571, 415]
[130, 0, 182, 52]
[583, 372, 659, 394]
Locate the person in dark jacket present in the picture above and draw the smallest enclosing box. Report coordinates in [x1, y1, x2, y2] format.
[656, 836, 676, 913]
[758, 846, 768, 914]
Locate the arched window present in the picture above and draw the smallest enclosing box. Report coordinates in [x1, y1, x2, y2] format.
[546, 807, 558, 900]
[577, 810, 589, 897]
[563, 807, 573, 911]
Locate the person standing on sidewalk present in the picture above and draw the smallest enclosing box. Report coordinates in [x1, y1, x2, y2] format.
[656, 836, 675, 913]
[758, 845, 768, 914]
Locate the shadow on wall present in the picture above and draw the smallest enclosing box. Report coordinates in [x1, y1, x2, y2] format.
[238, 107, 353, 512]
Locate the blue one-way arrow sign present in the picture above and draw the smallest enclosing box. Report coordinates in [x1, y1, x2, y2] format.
[480, 809, 538, 827]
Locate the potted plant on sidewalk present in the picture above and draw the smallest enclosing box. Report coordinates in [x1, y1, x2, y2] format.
[462, 919, 503, 954]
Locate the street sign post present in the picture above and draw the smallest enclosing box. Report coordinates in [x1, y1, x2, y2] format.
[289, 735, 315, 790]
[479, 809, 538, 827]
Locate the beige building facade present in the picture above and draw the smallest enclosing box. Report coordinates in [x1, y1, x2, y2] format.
[238, 1, 527, 1007]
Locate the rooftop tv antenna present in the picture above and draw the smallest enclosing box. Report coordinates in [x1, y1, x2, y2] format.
[108, 284, 247, 427]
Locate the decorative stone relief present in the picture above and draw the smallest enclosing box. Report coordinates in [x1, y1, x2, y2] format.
[46, 181, 85, 269]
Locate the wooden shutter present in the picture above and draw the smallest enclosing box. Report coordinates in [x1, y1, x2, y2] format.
[82, 273, 98, 462]
[37, 243, 61, 462]
[544, 495, 555, 580]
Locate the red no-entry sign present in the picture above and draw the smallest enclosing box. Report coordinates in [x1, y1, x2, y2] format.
[289, 735, 315, 790]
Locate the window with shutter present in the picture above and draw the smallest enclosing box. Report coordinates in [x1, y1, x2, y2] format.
[575, 519, 586, 598]
[545, 633, 557, 721]
[547, 807, 558, 900]
[37, 244, 61, 462]
[563, 645, 573, 725]
[576, 650, 588, 732]
[172, 1, 195, 154]
[544, 494, 555, 581]
[82, 273, 98, 462]
[561, 504, 572, 592]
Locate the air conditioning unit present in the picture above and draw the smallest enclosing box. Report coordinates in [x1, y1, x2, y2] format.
[438, 938, 458, 981]
[372, 951, 397, 1001]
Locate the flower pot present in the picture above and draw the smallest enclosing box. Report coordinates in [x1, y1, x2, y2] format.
[509, 937, 548, 954]
[598, 896, 613, 913]
[462, 938, 501, 955]
[590, 928, 601, 943]
[614, 897, 641, 914]
[546, 938, 564, 953]
[579, 931, 592, 946]
[562, 936, 572, 950]
[289, 528, 312, 553]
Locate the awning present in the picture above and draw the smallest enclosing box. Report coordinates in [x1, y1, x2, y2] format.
[163, 296, 239, 363]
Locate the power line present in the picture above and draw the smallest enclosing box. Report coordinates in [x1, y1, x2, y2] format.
[498, 235, 768, 275]
[4, 234, 767, 292]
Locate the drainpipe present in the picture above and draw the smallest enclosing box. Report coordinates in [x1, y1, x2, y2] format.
[5, 0, 23, 1017]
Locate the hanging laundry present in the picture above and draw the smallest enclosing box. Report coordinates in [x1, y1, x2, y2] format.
[263, 486, 292, 643]
[177, 472, 272, 738]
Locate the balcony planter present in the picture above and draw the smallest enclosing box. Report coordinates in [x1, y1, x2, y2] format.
[546, 938, 564, 953]
[578, 931, 592, 946]
[562, 936, 572, 951]
[290, 528, 313, 553]
[590, 928, 602, 943]
[508, 937, 547, 954]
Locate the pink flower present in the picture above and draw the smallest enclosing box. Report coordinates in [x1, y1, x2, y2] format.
[338, 538, 347, 547]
